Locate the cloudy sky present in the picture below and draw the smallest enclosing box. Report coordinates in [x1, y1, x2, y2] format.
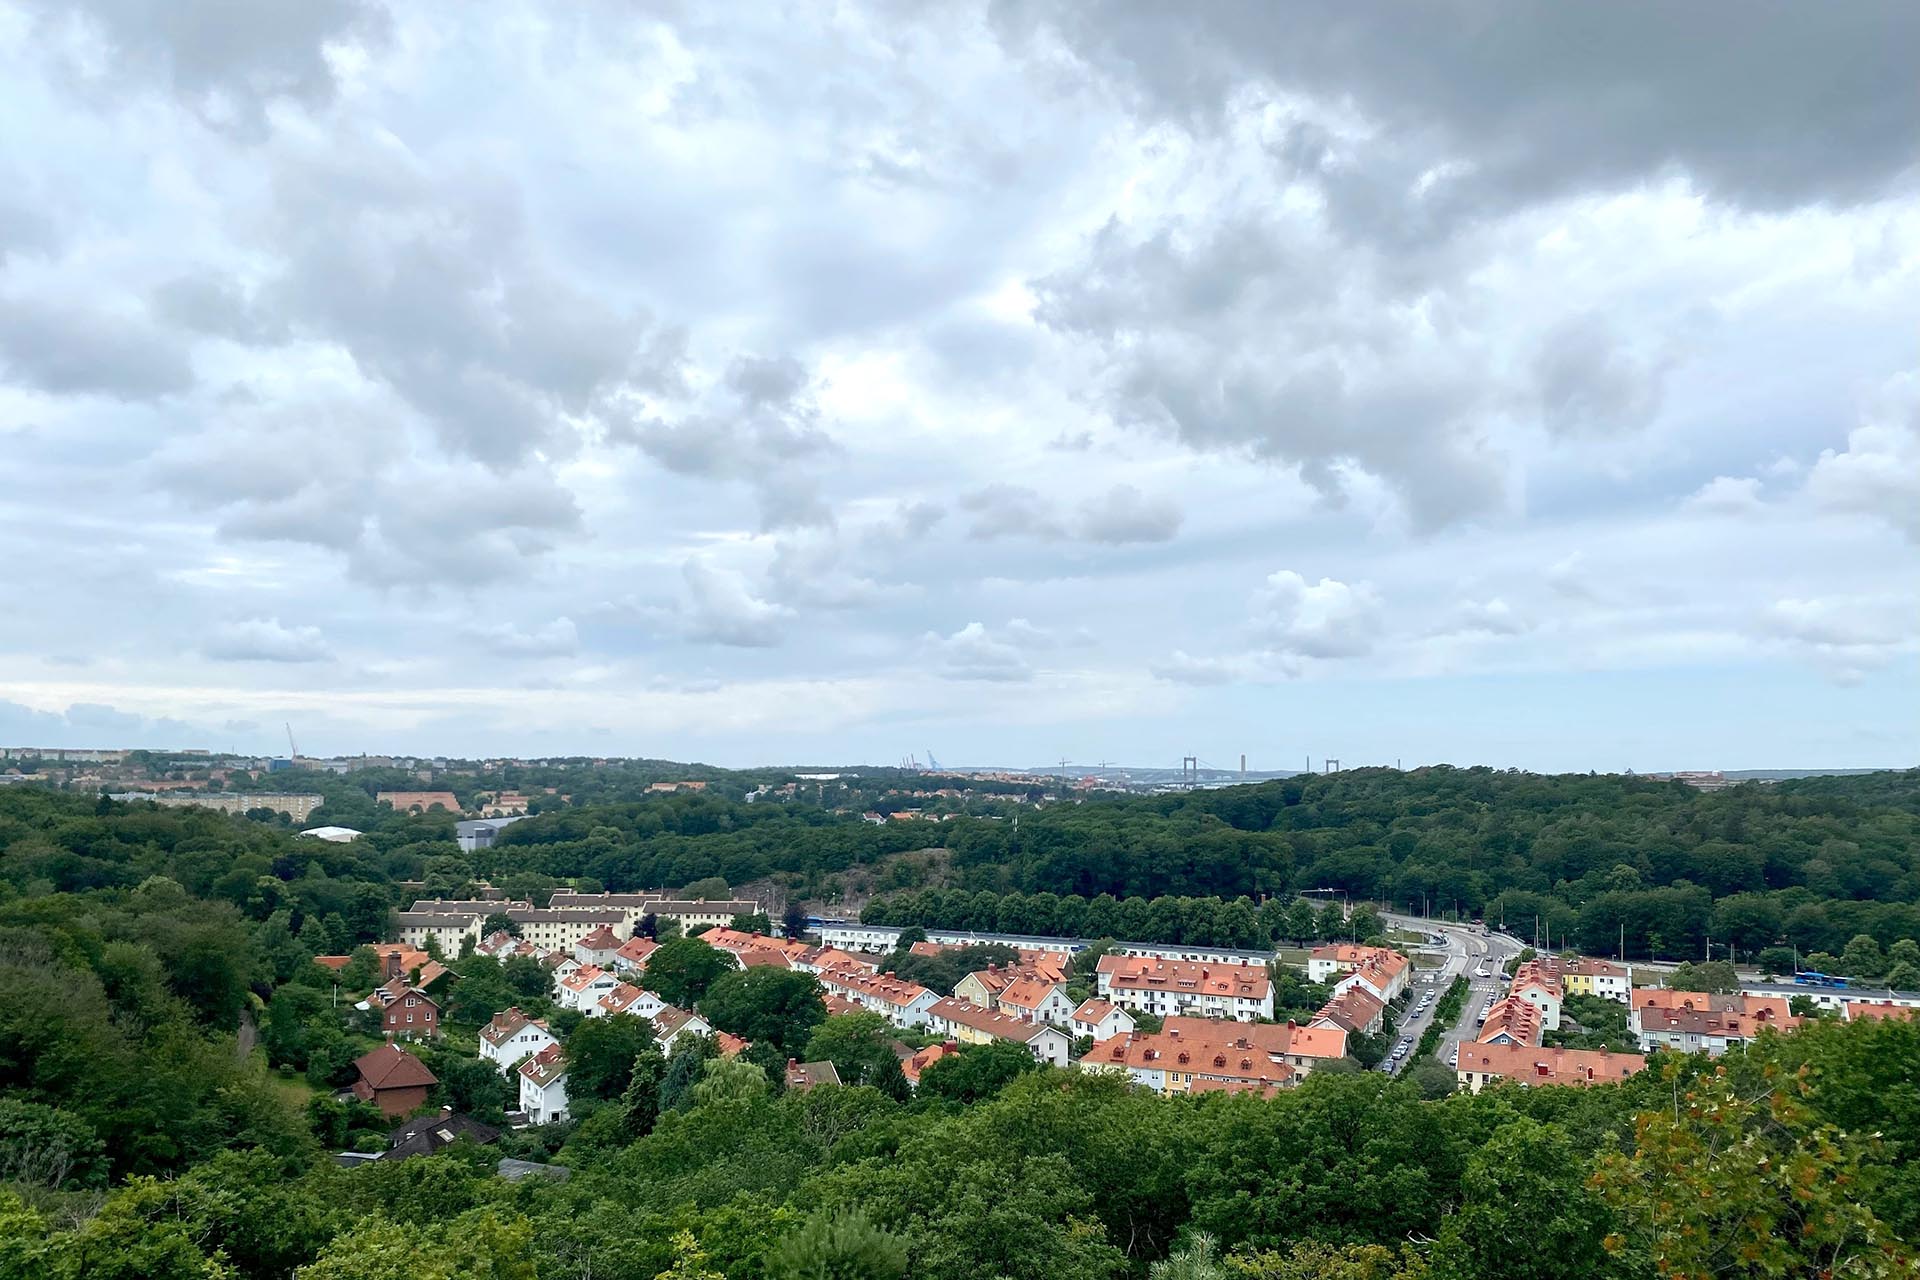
[2, 2, 1916, 771]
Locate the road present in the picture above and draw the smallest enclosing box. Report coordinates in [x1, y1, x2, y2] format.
[1374, 913, 1528, 1075]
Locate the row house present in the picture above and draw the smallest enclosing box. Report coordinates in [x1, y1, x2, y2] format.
[479, 1007, 557, 1074]
[911, 940, 1070, 983]
[1456, 1042, 1647, 1094]
[1560, 956, 1633, 1003]
[1845, 1002, 1920, 1023]
[1084, 1017, 1346, 1094]
[506, 908, 629, 952]
[1629, 989, 1798, 1056]
[1095, 954, 1274, 1022]
[816, 967, 940, 1028]
[544, 891, 763, 935]
[395, 911, 483, 955]
[923, 998, 1072, 1066]
[1477, 996, 1544, 1047]
[518, 1044, 570, 1124]
[954, 965, 1073, 1025]
[1069, 999, 1137, 1042]
[1508, 959, 1564, 1030]
[1309, 986, 1386, 1037]
[1307, 945, 1413, 1005]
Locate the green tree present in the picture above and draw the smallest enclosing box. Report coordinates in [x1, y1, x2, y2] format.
[565, 1013, 658, 1100]
[689, 1056, 770, 1106]
[1592, 1065, 1912, 1279]
[766, 1207, 909, 1280]
[805, 1014, 902, 1090]
[621, 1048, 669, 1138]
[1429, 1118, 1612, 1280]
[916, 1042, 1037, 1105]
[644, 939, 735, 1007]
[1662, 960, 1739, 993]
[702, 967, 826, 1055]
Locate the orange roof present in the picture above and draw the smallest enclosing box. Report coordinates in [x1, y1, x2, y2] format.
[1072, 998, 1122, 1024]
[377, 791, 462, 811]
[996, 976, 1063, 1012]
[1458, 1042, 1647, 1088]
[822, 994, 864, 1017]
[927, 997, 1060, 1043]
[597, 983, 652, 1015]
[715, 1032, 749, 1057]
[560, 964, 609, 992]
[577, 925, 622, 950]
[1633, 988, 1793, 1020]
[1090, 1018, 1316, 1088]
[820, 967, 932, 1009]
[1478, 996, 1544, 1046]
[1099, 955, 1271, 1000]
[1562, 956, 1627, 978]
[1311, 987, 1385, 1033]
[313, 955, 352, 971]
[353, 1043, 437, 1090]
[1510, 959, 1564, 1000]
[900, 1040, 957, 1084]
[1846, 1002, 1919, 1022]
[615, 937, 658, 966]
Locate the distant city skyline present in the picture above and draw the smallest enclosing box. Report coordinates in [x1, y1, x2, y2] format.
[1, 5, 1915, 771]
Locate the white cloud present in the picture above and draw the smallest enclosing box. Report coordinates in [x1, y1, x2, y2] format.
[1682, 475, 1766, 515]
[677, 561, 794, 648]
[925, 619, 1060, 682]
[1804, 387, 1920, 541]
[203, 617, 332, 663]
[1252, 571, 1383, 659]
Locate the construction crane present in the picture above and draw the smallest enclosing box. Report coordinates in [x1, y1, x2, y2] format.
[284, 723, 299, 761]
[925, 749, 941, 772]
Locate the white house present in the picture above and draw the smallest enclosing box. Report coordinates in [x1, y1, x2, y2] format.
[1070, 998, 1137, 1042]
[479, 1007, 557, 1075]
[395, 911, 483, 956]
[573, 925, 623, 969]
[924, 998, 1072, 1067]
[995, 975, 1077, 1027]
[1095, 955, 1274, 1022]
[593, 982, 667, 1020]
[555, 964, 619, 1011]
[517, 1044, 570, 1124]
[815, 967, 941, 1029]
[651, 1005, 715, 1053]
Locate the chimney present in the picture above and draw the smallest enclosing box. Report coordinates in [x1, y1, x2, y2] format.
[786, 1058, 797, 1070]
[944, 1040, 958, 1052]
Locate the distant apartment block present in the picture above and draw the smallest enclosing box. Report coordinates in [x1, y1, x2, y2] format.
[108, 791, 325, 822]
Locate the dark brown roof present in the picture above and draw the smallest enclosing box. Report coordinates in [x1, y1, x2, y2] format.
[353, 1043, 438, 1090]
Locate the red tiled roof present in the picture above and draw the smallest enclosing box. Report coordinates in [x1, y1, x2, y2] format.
[1099, 955, 1271, 1000]
[353, 1043, 438, 1090]
[1458, 1042, 1647, 1088]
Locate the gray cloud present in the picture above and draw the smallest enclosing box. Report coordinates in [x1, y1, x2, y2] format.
[1075, 483, 1182, 544]
[1532, 314, 1671, 437]
[0, 296, 193, 399]
[1009, 4, 1920, 217]
[673, 560, 794, 648]
[24, 0, 389, 136]
[959, 482, 1182, 543]
[202, 616, 333, 663]
[960, 484, 1064, 541]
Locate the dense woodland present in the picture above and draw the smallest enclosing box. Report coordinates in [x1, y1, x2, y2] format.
[3, 772, 1920, 1276]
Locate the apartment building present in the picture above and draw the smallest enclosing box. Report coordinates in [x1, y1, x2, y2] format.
[1095, 954, 1274, 1022]
[1456, 1043, 1647, 1094]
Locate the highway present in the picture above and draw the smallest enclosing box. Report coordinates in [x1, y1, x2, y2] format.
[1375, 912, 1528, 1075]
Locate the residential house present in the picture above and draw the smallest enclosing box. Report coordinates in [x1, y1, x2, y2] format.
[995, 975, 1075, 1027]
[479, 1008, 558, 1074]
[556, 964, 619, 1011]
[1560, 956, 1633, 1003]
[1456, 1043, 1647, 1094]
[1070, 999, 1137, 1043]
[923, 997, 1072, 1066]
[1306, 945, 1413, 1005]
[1083, 1017, 1344, 1094]
[395, 912, 483, 956]
[573, 925, 623, 969]
[785, 1060, 842, 1091]
[593, 982, 667, 1021]
[816, 967, 940, 1029]
[507, 908, 630, 952]
[898, 1040, 958, 1087]
[517, 1045, 570, 1124]
[1509, 959, 1564, 1030]
[1095, 955, 1275, 1022]
[1477, 996, 1544, 1047]
[612, 936, 659, 973]
[1845, 1001, 1920, 1022]
[1309, 987, 1387, 1037]
[351, 1044, 438, 1118]
[651, 1005, 715, 1053]
[364, 977, 440, 1041]
[377, 790, 463, 814]
[384, 1111, 500, 1161]
[1629, 988, 1798, 1055]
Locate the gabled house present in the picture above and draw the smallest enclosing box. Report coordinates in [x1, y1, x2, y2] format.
[478, 1007, 557, 1074]
[1307, 944, 1413, 1004]
[651, 1004, 715, 1053]
[995, 975, 1076, 1027]
[1070, 999, 1137, 1042]
[555, 964, 618, 1010]
[923, 997, 1072, 1066]
[351, 1044, 438, 1118]
[573, 925, 623, 969]
[784, 1059, 842, 1091]
[1310, 987, 1386, 1037]
[593, 982, 667, 1021]
[384, 1110, 500, 1162]
[363, 977, 441, 1041]
[1095, 955, 1275, 1022]
[612, 936, 659, 974]
[815, 967, 939, 1029]
[898, 1040, 958, 1088]
[1456, 1043, 1647, 1094]
[518, 1044, 570, 1124]
[1509, 960, 1565, 1030]
[1082, 1017, 1342, 1094]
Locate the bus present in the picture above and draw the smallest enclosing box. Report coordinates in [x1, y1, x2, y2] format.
[1793, 971, 1850, 988]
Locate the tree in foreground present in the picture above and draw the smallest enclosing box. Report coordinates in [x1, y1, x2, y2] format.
[916, 1041, 1037, 1105]
[1591, 1062, 1913, 1279]
[767, 1208, 909, 1280]
[565, 1013, 657, 1100]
